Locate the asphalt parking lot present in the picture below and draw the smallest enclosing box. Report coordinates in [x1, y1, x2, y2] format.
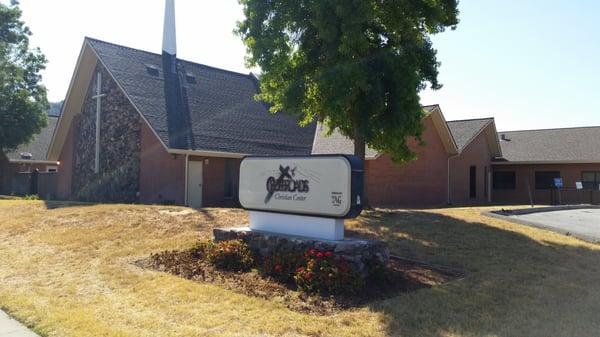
[509, 208, 600, 243]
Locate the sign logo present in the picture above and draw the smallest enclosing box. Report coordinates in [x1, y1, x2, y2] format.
[264, 165, 309, 203]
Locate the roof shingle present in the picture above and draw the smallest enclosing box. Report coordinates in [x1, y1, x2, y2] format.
[446, 118, 493, 152]
[88, 38, 316, 156]
[497, 126, 600, 162]
[6, 117, 58, 161]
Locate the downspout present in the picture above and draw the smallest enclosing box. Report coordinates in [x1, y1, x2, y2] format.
[447, 154, 460, 204]
[184, 154, 189, 206]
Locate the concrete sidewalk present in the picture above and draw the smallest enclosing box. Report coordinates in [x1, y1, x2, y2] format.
[0, 310, 39, 337]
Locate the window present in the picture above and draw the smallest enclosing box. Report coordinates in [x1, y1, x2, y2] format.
[582, 171, 600, 189]
[469, 166, 477, 199]
[535, 171, 561, 189]
[224, 159, 235, 198]
[493, 171, 516, 189]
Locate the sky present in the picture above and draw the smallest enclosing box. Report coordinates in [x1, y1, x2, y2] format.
[12, 0, 600, 132]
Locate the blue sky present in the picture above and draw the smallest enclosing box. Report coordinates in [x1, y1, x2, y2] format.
[13, 0, 600, 131]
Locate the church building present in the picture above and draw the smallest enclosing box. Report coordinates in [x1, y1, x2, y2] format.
[47, 0, 600, 207]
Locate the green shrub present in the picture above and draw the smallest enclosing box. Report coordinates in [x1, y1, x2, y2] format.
[261, 250, 306, 283]
[194, 240, 255, 272]
[293, 248, 365, 295]
[23, 194, 40, 200]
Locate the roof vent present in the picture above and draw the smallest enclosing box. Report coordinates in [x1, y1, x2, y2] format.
[500, 134, 511, 141]
[145, 64, 160, 76]
[185, 73, 196, 84]
[20, 152, 32, 160]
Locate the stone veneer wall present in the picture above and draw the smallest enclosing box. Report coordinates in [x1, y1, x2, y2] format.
[72, 63, 141, 203]
[213, 227, 390, 276]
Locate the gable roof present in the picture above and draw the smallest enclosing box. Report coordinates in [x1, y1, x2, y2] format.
[311, 105, 459, 159]
[91, 38, 316, 155]
[49, 38, 316, 160]
[496, 126, 600, 163]
[447, 118, 493, 151]
[7, 117, 58, 163]
[311, 124, 380, 159]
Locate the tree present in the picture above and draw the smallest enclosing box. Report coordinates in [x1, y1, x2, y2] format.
[236, 0, 458, 163]
[0, 0, 48, 153]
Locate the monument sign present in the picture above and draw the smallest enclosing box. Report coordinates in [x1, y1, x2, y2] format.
[239, 155, 363, 240]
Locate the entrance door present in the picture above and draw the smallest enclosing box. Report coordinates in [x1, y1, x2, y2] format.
[187, 160, 203, 208]
[469, 166, 477, 199]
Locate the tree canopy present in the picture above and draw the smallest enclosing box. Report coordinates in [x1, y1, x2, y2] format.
[0, 0, 48, 153]
[236, 0, 459, 162]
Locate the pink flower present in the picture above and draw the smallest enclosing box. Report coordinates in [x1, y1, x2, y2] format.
[316, 252, 324, 258]
[274, 264, 283, 273]
[324, 251, 333, 258]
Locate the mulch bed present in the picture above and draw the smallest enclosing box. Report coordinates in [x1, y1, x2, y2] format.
[136, 249, 459, 315]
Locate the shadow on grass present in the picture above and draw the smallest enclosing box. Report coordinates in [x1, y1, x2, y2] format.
[42, 200, 100, 209]
[352, 210, 600, 337]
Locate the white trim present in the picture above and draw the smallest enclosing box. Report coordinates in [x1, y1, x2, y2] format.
[492, 160, 600, 165]
[47, 41, 91, 160]
[8, 159, 59, 165]
[169, 148, 246, 158]
[429, 105, 460, 155]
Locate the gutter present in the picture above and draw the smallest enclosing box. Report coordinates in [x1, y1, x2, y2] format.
[492, 160, 600, 165]
[184, 154, 189, 205]
[9, 159, 59, 165]
[168, 148, 246, 159]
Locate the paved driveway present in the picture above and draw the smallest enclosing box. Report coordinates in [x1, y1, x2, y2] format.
[510, 208, 600, 243]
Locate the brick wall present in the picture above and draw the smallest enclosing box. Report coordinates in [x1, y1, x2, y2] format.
[365, 116, 449, 207]
[449, 130, 493, 204]
[139, 122, 186, 205]
[492, 163, 600, 204]
[72, 64, 141, 203]
[193, 156, 241, 207]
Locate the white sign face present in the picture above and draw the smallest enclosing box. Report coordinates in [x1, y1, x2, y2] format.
[576, 181, 583, 190]
[239, 156, 360, 218]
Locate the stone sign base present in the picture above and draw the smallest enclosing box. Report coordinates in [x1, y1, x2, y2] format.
[213, 227, 389, 276]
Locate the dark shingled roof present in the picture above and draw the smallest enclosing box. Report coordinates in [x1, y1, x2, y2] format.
[6, 117, 58, 161]
[87, 38, 316, 156]
[446, 118, 493, 151]
[311, 124, 379, 158]
[312, 105, 442, 157]
[497, 126, 600, 162]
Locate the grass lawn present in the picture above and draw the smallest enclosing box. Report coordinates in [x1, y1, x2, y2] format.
[0, 200, 599, 337]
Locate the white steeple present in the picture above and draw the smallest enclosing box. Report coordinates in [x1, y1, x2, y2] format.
[162, 0, 177, 55]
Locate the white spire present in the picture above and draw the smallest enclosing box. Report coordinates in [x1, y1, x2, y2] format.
[162, 0, 177, 55]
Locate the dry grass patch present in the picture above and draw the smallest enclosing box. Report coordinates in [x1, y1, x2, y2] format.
[0, 200, 599, 337]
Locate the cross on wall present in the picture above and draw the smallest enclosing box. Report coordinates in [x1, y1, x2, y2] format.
[91, 72, 106, 174]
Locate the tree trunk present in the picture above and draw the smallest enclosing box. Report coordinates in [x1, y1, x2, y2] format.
[353, 127, 369, 209]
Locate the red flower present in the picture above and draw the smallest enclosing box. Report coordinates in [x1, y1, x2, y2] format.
[274, 264, 283, 273]
[305, 248, 316, 257]
[316, 252, 324, 258]
[324, 251, 333, 258]
[296, 266, 304, 273]
[304, 272, 313, 280]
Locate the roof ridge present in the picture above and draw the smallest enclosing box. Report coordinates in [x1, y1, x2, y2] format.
[499, 125, 600, 133]
[447, 117, 495, 123]
[85, 36, 253, 79]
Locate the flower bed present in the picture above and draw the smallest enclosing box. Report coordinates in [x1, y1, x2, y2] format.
[138, 239, 457, 314]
